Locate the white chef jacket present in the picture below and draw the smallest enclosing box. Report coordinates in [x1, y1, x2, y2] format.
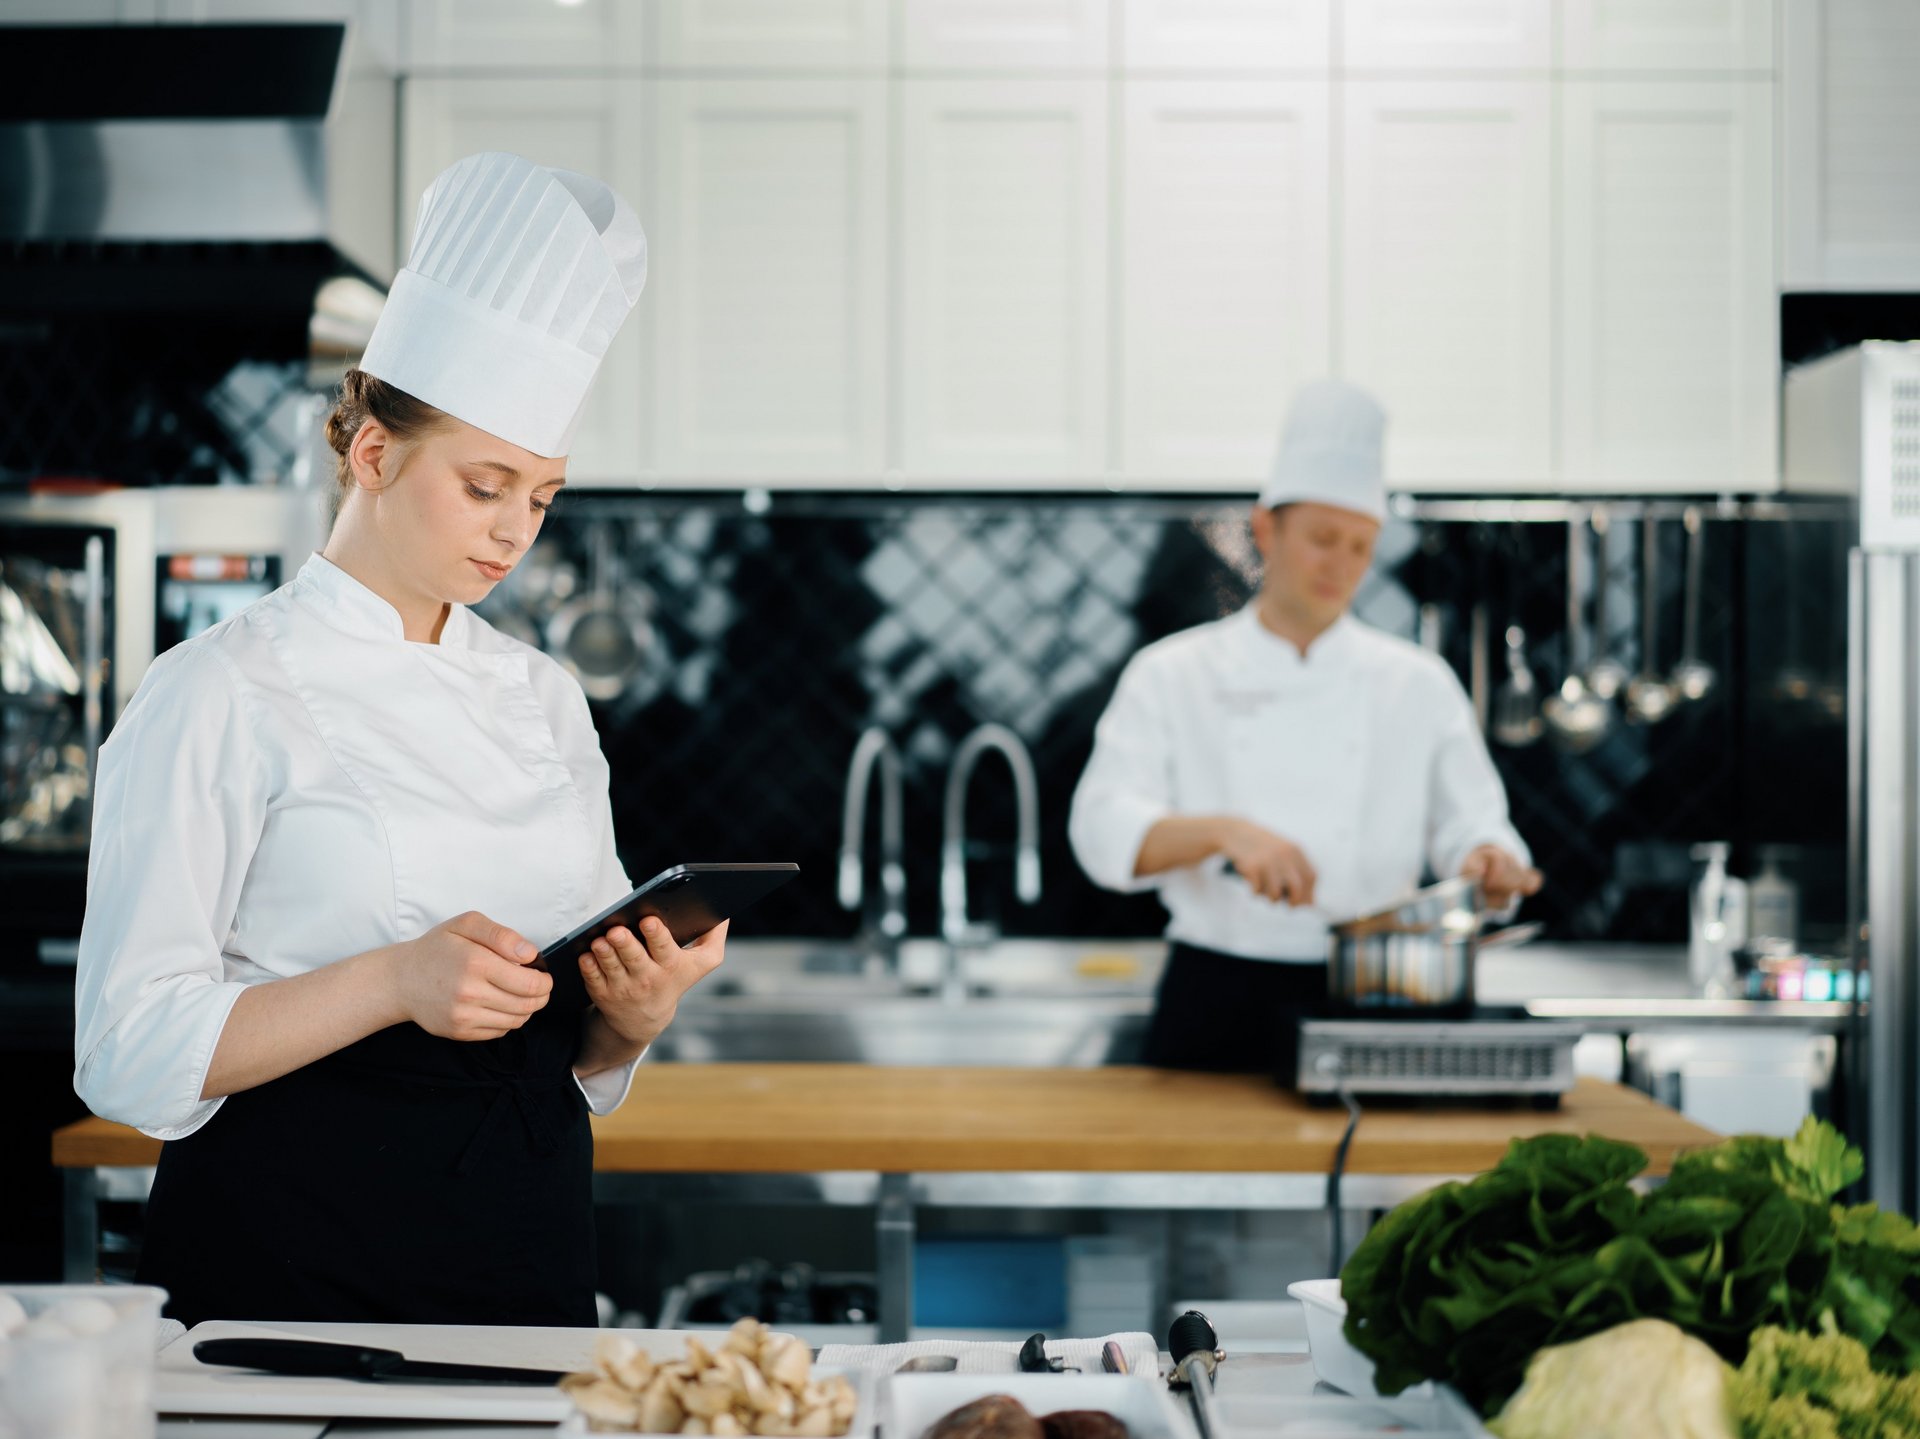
[73, 552, 640, 1140]
[1069, 605, 1530, 963]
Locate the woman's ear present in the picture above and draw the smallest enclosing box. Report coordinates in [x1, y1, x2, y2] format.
[346, 419, 395, 493]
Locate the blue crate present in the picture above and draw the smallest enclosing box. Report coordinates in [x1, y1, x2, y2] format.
[913, 1236, 1067, 1329]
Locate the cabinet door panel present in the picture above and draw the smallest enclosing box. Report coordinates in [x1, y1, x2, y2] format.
[901, 82, 1109, 479]
[1120, 0, 1330, 70]
[1561, 81, 1776, 490]
[902, 0, 1109, 69]
[1341, 0, 1551, 70]
[653, 81, 887, 479]
[1561, 0, 1775, 71]
[1341, 82, 1552, 485]
[655, 0, 889, 70]
[1122, 82, 1331, 480]
[403, 0, 648, 71]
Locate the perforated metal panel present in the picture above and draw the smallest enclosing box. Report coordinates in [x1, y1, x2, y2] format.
[1296, 1021, 1581, 1097]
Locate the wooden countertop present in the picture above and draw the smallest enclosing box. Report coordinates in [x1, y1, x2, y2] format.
[52, 1067, 1716, 1175]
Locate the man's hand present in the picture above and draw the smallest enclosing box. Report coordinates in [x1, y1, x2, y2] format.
[1459, 844, 1543, 912]
[1220, 819, 1319, 907]
[577, 917, 728, 1048]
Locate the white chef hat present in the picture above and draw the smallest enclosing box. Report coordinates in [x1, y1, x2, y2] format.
[1257, 378, 1389, 523]
[359, 151, 648, 459]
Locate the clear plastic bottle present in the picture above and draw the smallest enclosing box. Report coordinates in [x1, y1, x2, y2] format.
[1689, 843, 1748, 995]
[1747, 846, 1801, 955]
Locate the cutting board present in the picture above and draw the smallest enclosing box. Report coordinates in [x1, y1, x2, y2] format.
[158, 1320, 667, 1422]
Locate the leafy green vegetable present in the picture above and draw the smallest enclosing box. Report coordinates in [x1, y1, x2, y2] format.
[1339, 1119, 1920, 1416]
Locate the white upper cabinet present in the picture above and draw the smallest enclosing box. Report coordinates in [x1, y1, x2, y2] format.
[901, 82, 1109, 480]
[401, 78, 648, 483]
[1121, 81, 1331, 481]
[1783, 0, 1920, 289]
[1119, 0, 1331, 70]
[1341, 82, 1552, 486]
[402, 0, 649, 71]
[902, 0, 1110, 70]
[651, 80, 888, 480]
[1560, 81, 1777, 491]
[1561, 0, 1776, 71]
[654, 0, 890, 70]
[1340, 0, 1551, 70]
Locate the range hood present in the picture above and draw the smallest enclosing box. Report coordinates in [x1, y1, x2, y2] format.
[0, 23, 392, 370]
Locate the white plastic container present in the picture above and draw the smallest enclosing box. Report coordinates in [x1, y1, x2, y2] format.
[1285, 1279, 1379, 1398]
[887, 1373, 1191, 1439]
[0, 1283, 168, 1439]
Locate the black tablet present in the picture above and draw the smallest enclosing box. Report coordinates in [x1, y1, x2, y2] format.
[536, 862, 800, 1009]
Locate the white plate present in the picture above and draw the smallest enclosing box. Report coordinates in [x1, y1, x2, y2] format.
[886, 1373, 1194, 1439]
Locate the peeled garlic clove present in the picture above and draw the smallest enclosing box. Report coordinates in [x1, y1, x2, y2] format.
[685, 1379, 736, 1419]
[681, 1420, 710, 1437]
[764, 1338, 810, 1392]
[723, 1318, 764, 1357]
[791, 1407, 834, 1438]
[739, 1357, 778, 1413]
[751, 1416, 792, 1438]
[826, 1378, 857, 1426]
[686, 1336, 716, 1373]
[564, 1376, 643, 1429]
[712, 1414, 748, 1437]
[595, 1333, 642, 1380]
[641, 1379, 686, 1433]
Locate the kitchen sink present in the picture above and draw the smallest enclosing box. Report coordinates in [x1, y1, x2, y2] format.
[653, 938, 1164, 1065]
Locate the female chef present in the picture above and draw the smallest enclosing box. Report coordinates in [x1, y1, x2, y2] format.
[1069, 380, 1542, 1072]
[70, 153, 708, 1326]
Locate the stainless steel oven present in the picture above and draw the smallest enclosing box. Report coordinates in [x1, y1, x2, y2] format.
[0, 484, 329, 962]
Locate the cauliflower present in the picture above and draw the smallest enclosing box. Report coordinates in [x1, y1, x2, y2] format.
[1489, 1319, 1737, 1439]
[1730, 1327, 1920, 1439]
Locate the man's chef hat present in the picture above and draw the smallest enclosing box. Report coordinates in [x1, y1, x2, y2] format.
[358, 151, 648, 459]
[1257, 379, 1389, 523]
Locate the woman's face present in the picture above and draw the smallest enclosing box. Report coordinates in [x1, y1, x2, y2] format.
[350, 414, 567, 608]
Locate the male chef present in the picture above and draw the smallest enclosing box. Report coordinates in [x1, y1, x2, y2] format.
[1068, 379, 1541, 1071]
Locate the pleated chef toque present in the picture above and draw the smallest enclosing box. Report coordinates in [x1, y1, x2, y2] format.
[1258, 379, 1389, 523]
[358, 151, 648, 459]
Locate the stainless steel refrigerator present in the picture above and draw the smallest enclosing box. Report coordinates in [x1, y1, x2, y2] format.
[1788, 340, 1920, 1210]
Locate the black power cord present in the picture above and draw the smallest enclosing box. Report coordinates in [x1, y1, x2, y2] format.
[1327, 1083, 1364, 1278]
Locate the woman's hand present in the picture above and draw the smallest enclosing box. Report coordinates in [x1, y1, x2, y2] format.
[387, 910, 553, 1041]
[579, 917, 728, 1048]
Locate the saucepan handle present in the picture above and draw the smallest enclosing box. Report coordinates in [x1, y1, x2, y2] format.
[1475, 921, 1544, 952]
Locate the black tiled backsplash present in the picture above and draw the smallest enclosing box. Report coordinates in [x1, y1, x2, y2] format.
[489, 494, 1849, 949]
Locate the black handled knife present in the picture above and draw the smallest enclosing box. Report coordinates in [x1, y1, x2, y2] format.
[193, 1337, 567, 1386]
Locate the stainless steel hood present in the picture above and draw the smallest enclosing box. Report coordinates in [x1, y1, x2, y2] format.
[0, 23, 392, 370]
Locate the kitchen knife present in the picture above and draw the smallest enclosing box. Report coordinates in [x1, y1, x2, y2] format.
[192, 1337, 567, 1386]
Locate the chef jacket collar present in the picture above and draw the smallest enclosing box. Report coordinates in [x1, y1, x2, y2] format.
[1234, 603, 1362, 671]
[294, 552, 475, 649]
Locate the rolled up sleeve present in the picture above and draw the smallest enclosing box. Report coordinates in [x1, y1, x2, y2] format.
[1069, 655, 1177, 895]
[73, 643, 264, 1139]
[1425, 675, 1531, 881]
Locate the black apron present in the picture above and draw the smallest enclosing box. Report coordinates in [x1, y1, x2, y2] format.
[136, 992, 596, 1328]
[1143, 941, 1328, 1076]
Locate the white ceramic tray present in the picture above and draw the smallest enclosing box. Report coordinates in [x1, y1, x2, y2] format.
[887, 1372, 1195, 1439]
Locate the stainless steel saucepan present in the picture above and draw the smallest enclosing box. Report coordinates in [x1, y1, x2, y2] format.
[1326, 876, 1541, 1013]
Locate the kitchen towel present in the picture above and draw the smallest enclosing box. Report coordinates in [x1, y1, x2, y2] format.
[816, 1332, 1161, 1378]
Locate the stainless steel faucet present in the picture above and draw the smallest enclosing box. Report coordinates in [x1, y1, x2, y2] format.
[838, 727, 907, 950]
[940, 722, 1042, 949]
